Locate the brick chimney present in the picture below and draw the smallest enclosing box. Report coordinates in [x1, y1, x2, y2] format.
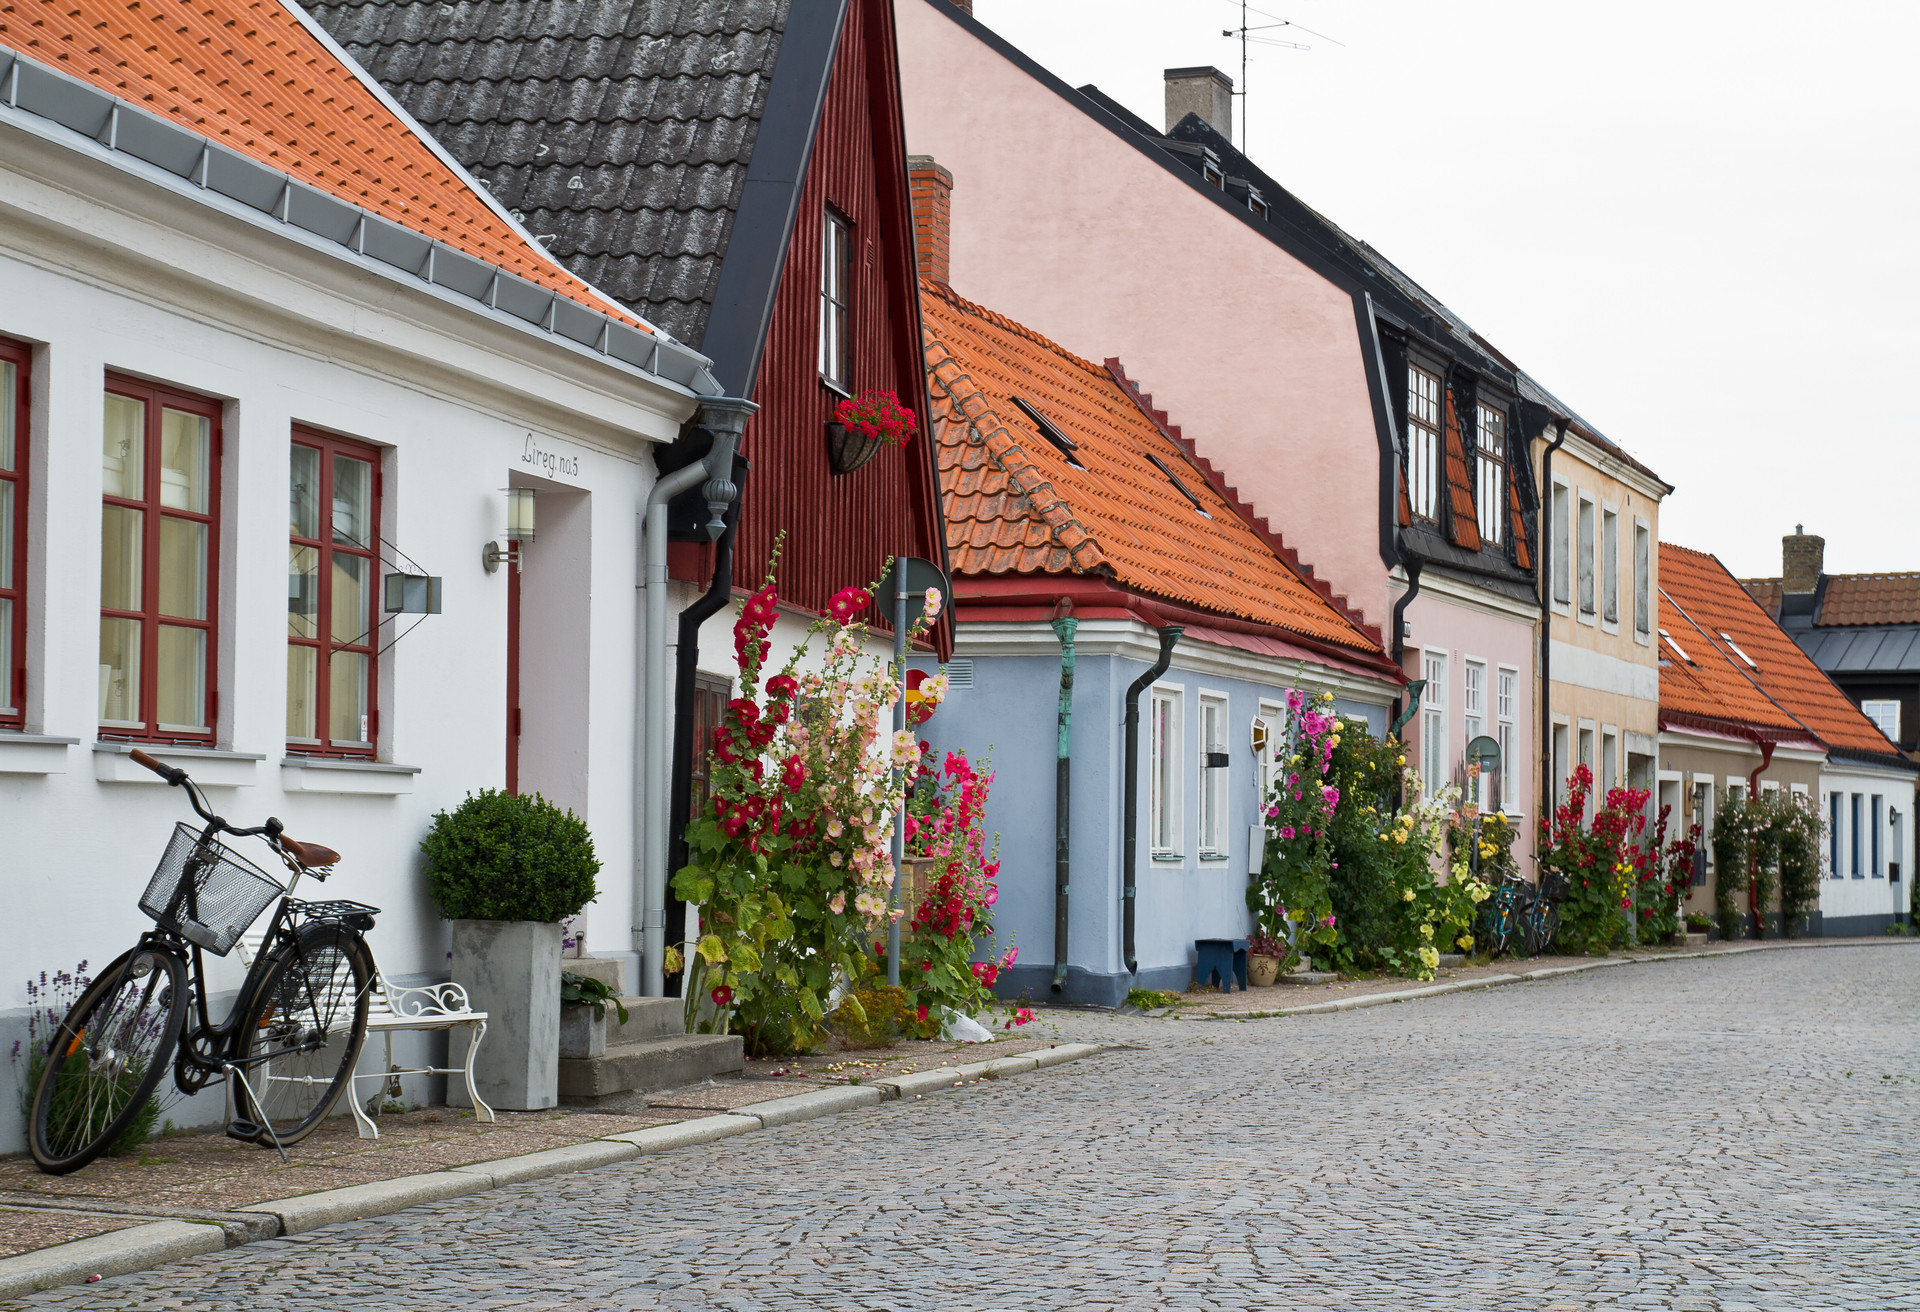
[946, 0, 971, 14]
[907, 155, 953, 286]
[1164, 66, 1233, 138]
[1782, 524, 1825, 593]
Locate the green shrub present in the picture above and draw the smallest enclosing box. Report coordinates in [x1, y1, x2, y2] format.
[420, 789, 600, 922]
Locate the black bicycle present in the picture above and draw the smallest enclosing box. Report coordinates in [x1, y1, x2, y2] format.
[28, 749, 379, 1174]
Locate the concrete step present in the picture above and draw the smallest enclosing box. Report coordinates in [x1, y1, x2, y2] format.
[558, 1034, 744, 1104]
[606, 997, 684, 1045]
[1436, 953, 1466, 969]
[562, 957, 624, 991]
[1280, 970, 1338, 985]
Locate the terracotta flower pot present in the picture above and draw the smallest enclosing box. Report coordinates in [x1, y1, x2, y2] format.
[826, 421, 885, 475]
[1247, 953, 1282, 987]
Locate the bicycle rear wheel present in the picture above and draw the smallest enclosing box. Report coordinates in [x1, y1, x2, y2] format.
[232, 923, 371, 1148]
[29, 946, 187, 1174]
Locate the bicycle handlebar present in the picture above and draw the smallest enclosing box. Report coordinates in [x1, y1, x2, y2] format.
[126, 749, 297, 864]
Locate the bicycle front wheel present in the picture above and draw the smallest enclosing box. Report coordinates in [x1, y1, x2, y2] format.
[29, 946, 188, 1174]
[233, 923, 371, 1147]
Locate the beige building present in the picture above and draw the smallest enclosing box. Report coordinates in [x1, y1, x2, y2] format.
[1524, 379, 1672, 821]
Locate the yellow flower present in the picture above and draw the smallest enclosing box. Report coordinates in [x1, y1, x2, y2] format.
[1419, 923, 1434, 940]
[1328, 736, 1341, 749]
[1401, 888, 1415, 902]
[1456, 935, 1474, 951]
[1397, 755, 1407, 766]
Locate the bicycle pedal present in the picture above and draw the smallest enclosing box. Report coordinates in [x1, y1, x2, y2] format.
[225, 1119, 262, 1142]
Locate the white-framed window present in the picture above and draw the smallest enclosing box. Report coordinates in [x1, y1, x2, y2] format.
[818, 208, 852, 391]
[1150, 687, 1183, 858]
[1693, 780, 1714, 883]
[1577, 494, 1596, 618]
[1552, 721, 1569, 810]
[1406, 362, 1442, 523]
[1852, 793, 1864, 877]
[1496, 666, 1517, 810]
[1552, 483, 1571, 609]
[1577, 725, 1595, 816]
[1198, 693, 1229, 860]
[1475, 403, 1505, 545]
[1862, 699, 1901, 743]
[1421, 650, 1447, 796]
[1893, 808, 1905, 884]
[1872, 795, 1884, 877]
[1256, 699, 1285, 804]
[1632, 519, 1651, 639]
[1829, 790, 1843, 877]
[1462, 659, 1487, 809]
[1600, 729, 1618, 798]
[1601, 506, 1619, 627]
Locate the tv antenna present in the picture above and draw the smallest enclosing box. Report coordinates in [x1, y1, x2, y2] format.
[1221, 0, 1343, 155]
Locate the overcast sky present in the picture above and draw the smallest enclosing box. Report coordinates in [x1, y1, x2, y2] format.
[968, 0, 1918, 579]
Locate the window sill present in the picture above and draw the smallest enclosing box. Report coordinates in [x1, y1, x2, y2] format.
[1576, 611, 1597, 626]
[1601, 620, 1620, 636]
[94, 741, 264, 787]
[282, 756, 422, 796]
[0, 732, 80, 775]
[819, 376, 853, 401]
[1150, 852, 1184, 864]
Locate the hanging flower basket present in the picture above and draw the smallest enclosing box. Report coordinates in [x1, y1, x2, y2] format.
[827, 390, 916, 475]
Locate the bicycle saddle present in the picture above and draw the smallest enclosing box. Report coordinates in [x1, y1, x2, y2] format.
[281, 835, 341, 870]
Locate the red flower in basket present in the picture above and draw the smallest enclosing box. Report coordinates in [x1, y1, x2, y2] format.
[833, 390, 916, 448]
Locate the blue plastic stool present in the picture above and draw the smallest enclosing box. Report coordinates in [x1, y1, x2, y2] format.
[1193, 938, 1249, 993]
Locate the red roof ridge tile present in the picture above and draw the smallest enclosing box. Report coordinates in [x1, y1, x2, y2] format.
[1103, 357, 1385, 649]
[920, 277, 1112, 379]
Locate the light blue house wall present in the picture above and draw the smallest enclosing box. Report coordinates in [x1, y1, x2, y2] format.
[914, 620, 1393, 1007]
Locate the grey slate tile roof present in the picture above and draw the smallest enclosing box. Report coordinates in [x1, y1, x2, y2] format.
[305, 0, 790, 345]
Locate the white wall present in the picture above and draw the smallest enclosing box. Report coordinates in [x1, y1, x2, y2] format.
[1819, 762, 1917, 931]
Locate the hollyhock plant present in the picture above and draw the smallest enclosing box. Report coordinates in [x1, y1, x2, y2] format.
[1246, 686, 1343, 969]
[1539, 765, 1651, 955]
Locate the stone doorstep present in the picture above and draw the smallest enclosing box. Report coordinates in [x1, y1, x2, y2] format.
[1278, 970, 1338, 985]
[561, 956, 625, 991]
[0, 1039, 1114, 1297]
[557, 1032, 746, 1103]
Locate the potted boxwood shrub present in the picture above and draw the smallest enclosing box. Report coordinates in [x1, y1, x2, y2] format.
[422, 789, 599, 1110]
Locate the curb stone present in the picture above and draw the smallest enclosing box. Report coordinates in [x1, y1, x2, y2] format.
[0, 1042, 1112, 1300]
[0, 1220, 226, 1300]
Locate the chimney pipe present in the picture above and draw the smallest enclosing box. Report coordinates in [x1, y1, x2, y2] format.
[1782, 525, 1824, 594]
[1164, 66, 1233, 138]
[946, 0, 972, 13]
[907, 155, 954, 287]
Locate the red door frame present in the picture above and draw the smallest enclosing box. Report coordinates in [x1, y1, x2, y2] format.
[506, 557, 521, 794]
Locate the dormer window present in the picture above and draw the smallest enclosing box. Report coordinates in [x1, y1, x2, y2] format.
[1246, 186, 1268, 218]
[1200, 149, 1225, 189]
[1405, 362, 1441, 522]
[819, 208, 852, 392]
[1475, 402, 1506, 545]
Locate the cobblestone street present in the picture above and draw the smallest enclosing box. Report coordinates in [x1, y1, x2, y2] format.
[13, 944, 1919, 1312]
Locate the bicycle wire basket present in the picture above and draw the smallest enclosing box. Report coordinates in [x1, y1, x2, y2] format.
[139, 822, 287, 956]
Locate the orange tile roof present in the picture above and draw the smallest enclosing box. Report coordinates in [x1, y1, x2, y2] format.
[0, 0, 646, 330]
[920, 279, 1380, 653]
[1741, 572, 1920, 627]
[1662, 543, 1902, 757]
[1742, 577, 1784, 619]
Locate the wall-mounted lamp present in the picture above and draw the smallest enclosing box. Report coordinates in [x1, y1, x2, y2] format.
[483, 487, 537, 574]
[384, 572, 444, 614]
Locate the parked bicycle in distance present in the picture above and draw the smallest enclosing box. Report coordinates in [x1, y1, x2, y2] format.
[28, 749, 380, 1174]
[1477, 869, 1570, 960]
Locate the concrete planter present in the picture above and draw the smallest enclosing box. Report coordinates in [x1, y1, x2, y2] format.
[558, 1004, 607, 1060]
[450, 919, 561, 1110]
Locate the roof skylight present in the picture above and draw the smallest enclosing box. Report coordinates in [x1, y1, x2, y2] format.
[1010, 396, 1084, 468]
[1658, 628, 1692, 665]
[1145, 453, 1212, 518]
[1718, 633, 1758, 669]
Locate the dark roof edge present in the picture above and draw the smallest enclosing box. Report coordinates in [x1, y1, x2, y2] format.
[1826, 744, 1920, 773]
[699, 0, 851, 396]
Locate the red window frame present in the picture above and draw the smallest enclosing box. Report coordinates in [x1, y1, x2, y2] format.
[99, 375, 222, 743]
[0, 336, 28, 729]
[288, 427, 382, 757]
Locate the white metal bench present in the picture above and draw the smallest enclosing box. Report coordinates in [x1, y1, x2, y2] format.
[237, 929, 494, 1139]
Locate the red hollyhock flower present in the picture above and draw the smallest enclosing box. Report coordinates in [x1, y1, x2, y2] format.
[728, 698, 761, 727]
[825, 586, 872, 625]
[711, 985, 733, 1007]
[916, 1005, 929, 1021]
[782, 756, 807, 790]
[766, 674, 798, 701]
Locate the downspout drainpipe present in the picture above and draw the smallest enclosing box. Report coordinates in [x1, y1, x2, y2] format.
[1538, 419, 1571, 826]
[1388, 556, 1423, 810]
[1122, 625, 1183, 977]
[638, 398, 756, 998]
[1748, 739, 1776, 937]
[664, 456, 750, 995]
[1049, 606, 1078, 993]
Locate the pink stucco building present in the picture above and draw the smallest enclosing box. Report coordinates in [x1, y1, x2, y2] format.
[896, 0, 1544, 860]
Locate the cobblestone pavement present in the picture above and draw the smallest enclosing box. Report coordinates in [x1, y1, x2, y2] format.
[13, 944, 1919, 1311]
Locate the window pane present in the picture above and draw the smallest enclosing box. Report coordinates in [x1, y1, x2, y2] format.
[0, 478, 11, 589]
[156, 624, 206, 730]
[332, 454, 372, 549]
[103, 393, 145, 500]
[158, 516, 206, 619]
[287, 544, 319, 638]
[100, 505, 143, 611]
[287, 643, 318, 740]
[1, 360, 13, 471]
[332, 552, 370, 645]
[0, 597, 12, 714]
[99, 616, 141, 723]
[330, 651, 369, 745]
[290, 444, 321, 539]
[159, 409, 210, 513]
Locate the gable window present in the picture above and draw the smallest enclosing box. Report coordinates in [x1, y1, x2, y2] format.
[100, 378, 220, 741]
[288, 430, 380, 754]
[1406, 363, 1441, 523]
[1496, 667, 1517, 810]
[1150, 687, 1182, 857]
[1601, 507, 1619, 626]
[0, 338, 25, 728]
[1862, 699, 1900, 742]
[819, 208, 852, 392]
[1551, 483, 1571, 607]
[1420, 650, 1447, 796]
[1576, 494, 1596, 618]
[1633, 521, 1651, 638]
[1198, 693, 1228, 859]
[1474, 403, 1506, 546]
